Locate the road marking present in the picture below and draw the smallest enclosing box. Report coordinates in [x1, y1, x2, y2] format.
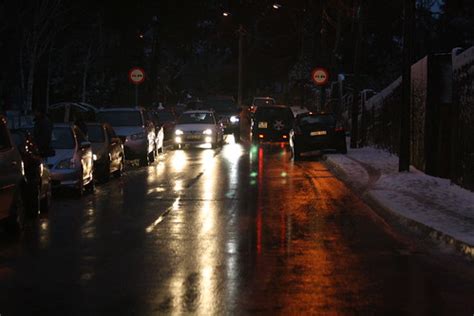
[146, 197, 181, 233]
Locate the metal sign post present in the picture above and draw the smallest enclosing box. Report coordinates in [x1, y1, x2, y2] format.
[311, 67, 330, 111]
[128, 67, 146, 106]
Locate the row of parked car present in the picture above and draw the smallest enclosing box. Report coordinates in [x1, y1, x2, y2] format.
[0, 105, 180, 233]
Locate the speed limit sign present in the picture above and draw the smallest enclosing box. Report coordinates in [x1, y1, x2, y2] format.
[311, 68, 329, 86]
[128, 67, 146, 85]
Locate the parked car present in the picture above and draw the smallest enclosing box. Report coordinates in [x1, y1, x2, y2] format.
[86, 122, 125, 181]
[151, 109, 177, 140]
[251, 105, 294, 143]
[48, 102, 98, 123]
[205, 96, 241, 141]
[250, 96, 276, 113]
[173, 111, 224, 149]
[10, 129, 52, 215]
[0, 115, 26, 232]
[97, 107, 158, 166]
[44, 124, 94, 196]
[289, 112, 347, 159]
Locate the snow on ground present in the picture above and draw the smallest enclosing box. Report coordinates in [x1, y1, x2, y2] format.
[326, 146, 474, 248]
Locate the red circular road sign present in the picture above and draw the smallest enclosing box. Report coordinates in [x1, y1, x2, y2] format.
[311, 67, 329, 86]
[128, 67, 146, 85]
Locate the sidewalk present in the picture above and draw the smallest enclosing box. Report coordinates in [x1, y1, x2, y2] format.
[324, 146, 474, 258]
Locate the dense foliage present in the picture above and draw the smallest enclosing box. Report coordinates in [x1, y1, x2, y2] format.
[0, 0, 472, 111]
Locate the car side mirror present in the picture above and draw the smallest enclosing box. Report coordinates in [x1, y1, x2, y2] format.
[80, 141, 91, 149]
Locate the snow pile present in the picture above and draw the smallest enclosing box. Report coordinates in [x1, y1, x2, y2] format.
[327, 146, 474, 248]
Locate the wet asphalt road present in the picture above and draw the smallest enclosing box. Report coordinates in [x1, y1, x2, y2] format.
[1, 139, 474, 315]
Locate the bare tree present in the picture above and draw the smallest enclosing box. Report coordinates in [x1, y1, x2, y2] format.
[18, 0, 65, 112]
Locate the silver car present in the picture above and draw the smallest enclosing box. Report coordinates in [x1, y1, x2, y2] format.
[45, 124, 94, 196]
[97, 107, 159, 167]
[86, 122, 125, 181]
[173, 111, 224, 149]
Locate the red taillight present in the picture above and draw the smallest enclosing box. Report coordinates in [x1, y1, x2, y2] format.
[335, 127, 344, 132]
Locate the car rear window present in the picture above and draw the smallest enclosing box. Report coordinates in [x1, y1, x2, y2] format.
[299, 115, 336, 126]
[253, 99, 275, 106]
[255, 107, 293, 120]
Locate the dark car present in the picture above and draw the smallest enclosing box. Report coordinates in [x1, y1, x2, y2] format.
[205, 96, 241, 142]
[251, 105, 294, 143]
[86, 122, 125, 181]
[289, 112, 347, 159]
[10, 129, 52, 215]
[152, 109, 177, 140]
[0, 115, 26, 232]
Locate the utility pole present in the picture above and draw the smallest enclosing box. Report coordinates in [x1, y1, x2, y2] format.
[399, 0, 415, 172]
[237, 24, 245, 107]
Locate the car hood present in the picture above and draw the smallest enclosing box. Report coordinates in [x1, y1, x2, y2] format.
[44, 149, 75, 166]
[112, 126, 145, 137]
[174, 124, 216, 132]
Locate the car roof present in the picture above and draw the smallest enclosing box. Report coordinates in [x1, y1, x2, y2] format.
[253, 96, 275, 100]
[98, 107, 143, 112]
[181, 110, 214, 114]
[256, 104, 289, 110]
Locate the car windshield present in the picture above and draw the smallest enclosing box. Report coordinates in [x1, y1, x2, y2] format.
[51, 127, 75, 149]
[87, 125, 105, 143]
[253, 99, 275, 106]
[206, 99, 236, 113]
[97, 111, 143, 127]
[255, 107, 293, 120]
[178, 113, 214, 124]
[299, 115, 336, 126]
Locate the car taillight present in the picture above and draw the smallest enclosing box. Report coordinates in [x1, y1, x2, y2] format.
[335, 127, 344, 132]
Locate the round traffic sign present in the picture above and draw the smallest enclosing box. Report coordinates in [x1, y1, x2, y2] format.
[128, 67, 146, 85]
[311, 68, 329, 86]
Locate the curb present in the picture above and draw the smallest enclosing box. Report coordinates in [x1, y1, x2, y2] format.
[324, 155, 474, 260]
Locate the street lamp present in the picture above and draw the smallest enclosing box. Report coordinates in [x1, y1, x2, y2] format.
[222, 12, 230, 17]
[272, 3, 282, 10]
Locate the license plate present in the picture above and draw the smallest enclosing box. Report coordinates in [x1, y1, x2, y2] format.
[310, 130, 327, 136]
[258, 122, 268, 128]
[187, 134, 201, 140]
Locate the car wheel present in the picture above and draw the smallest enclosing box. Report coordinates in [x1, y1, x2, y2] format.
[139, 154, 149, 167]
[5, 189, 25, 234]
[26, 182, 41, 218]
[40, 182, 52, 214]
[113, 157, 124, 178]
[86, 179, 95, 193]
[75, 175, 84, 198]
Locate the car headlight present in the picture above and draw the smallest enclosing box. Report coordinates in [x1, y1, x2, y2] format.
[56, 158, 75, 169]
[175, 129, 184, 135]
[230, 115, 240, 123]
[129, 132, 146, 140]
[203, 129, 213, 135]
